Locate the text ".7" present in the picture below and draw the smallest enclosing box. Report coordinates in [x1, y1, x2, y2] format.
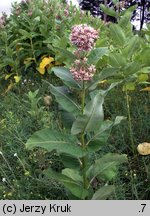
[139, 204, 146, 213]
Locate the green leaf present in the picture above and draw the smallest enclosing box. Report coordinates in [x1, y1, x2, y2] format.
[60, 154, 80, 169]
[87, 153, 127, 181]
[109, 24, 126, 46]
[123, 35, 140, 59]
[26, 129, 85, 158]
[139, 48, 150, 66]
[87, 120, 113, 147]
[112, 0, 119, 5]
[44, 168, 88, 199]
[119, 11, 132, 29]
[109, 53, 126, 68]
[54, 47, 77, 61]
[62, 168, 83, 182]
[19, 29, 31, 39]
[123, 62, 141, 76]
[52, 36, 68, 49]
[63, 181, 88, 199]
[52, 67, 81, 89]
[71, 92, 104, 135]
[121, 5, 137, 14]
[3, 58, 15, 67]
[100, 4, 117, 17]
[92, 185, 115, 200]
[90, 83, 120, 98]
[50, 85, 80, 113]
[87, 116, 126, 150]
[61, 111, 75, 129]
[1, 31, 7, 42]
[88, 47, 109, 65]
[99, 67, 119, 80]
[113, 116, 127, 126]
[88, 68, 119, 91]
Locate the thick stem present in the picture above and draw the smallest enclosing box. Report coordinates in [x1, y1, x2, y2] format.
[80, 81, 88, 189]
[81, 81, 85, 114]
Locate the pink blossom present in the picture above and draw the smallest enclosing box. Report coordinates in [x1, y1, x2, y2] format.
[70, 24, 99, 51]
[70, 58, 96, 81]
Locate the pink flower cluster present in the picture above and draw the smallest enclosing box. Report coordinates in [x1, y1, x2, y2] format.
[70, 58, 96, 81]
[70, 24, 99, 51]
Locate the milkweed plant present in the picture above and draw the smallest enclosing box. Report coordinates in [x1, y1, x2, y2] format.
[26, 24, 127, 200]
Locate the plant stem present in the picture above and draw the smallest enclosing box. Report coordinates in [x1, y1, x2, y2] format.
[80, 81, 88, 189]
[125, 88, 135, 155]
[30, 37, 36, 63]
[81, 81, 85, 114]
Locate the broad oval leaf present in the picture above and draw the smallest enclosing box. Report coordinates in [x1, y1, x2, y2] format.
[44, 168, 88, 199]
[50, 84, 80, 113]
[123, 35, 141, 59]
[123, 62, 141, 76]
[26, 129, 85, 158]
[71, 92, 104, 135]
[60, 153, 81, 169]
[87, 153, 127, 181]
[119, 11, 132, 29]
[92, 185, 115, 200]
[100, 4, 117, 17]
[62, 168, 83, 182]
[88, 47, 109, 65]
[19, 29, 31, 38]
[88, 68, 119, 91]
[109, 52, 126, 68]
[109, 24, 126, 46]
[87, 116, 126, 149]
[52, 67, 81, 89]
[54, 47, 77, 61]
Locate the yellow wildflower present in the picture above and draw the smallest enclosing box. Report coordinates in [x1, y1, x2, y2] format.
[14, 75, 21, 83]
[38, 57, 54, 75]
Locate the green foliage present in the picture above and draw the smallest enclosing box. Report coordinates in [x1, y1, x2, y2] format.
[92, 185, 115, 200]
[24, 89, 44, 119]
[87, 153, 127, 181]
[49, 85, 80, 114]
[100, 4, 118, 18]
[44, 168, 88, 199]
[52, 67, 81, 90]
[26, 129, 85, 158]
[71, 92, 104, 135]
[87, 47, 109, 65]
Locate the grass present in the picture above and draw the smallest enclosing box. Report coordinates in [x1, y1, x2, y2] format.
[105, 87, 150, 200]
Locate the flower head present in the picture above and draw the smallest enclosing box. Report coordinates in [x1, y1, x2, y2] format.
[70, 57, 96, 81]
[70, 24, 99, 51]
